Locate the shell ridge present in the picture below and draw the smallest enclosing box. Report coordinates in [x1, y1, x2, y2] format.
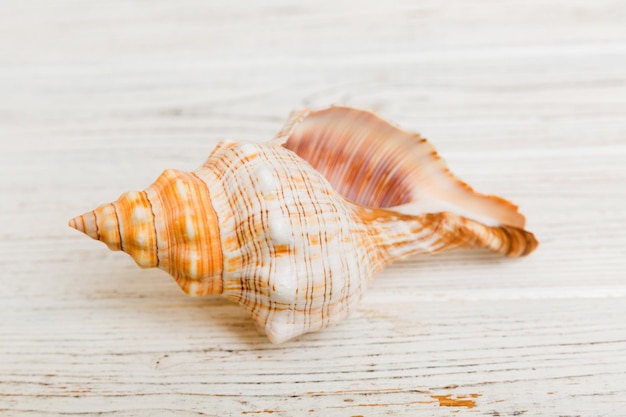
[264, 148, 299, 334]
[188, 170, 223, 292]
[214, 144, 283, 330]
[214, 144, 256, 305]
[260, 145, 307, 338]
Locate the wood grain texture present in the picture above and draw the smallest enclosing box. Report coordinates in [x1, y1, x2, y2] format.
[1, 0, 625, 415]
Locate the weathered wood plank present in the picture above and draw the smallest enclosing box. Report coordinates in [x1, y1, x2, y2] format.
[1, 0, 625, 415]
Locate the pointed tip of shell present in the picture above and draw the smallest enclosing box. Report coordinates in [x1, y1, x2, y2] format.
[68, 216, 79, 230]
[68, 203, 123, 252]
[68, 212, 99, 240]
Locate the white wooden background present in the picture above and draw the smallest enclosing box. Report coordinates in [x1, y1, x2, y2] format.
[1, 1, 625, 416]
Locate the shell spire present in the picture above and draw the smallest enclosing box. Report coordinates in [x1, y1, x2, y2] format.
[70, 106, 537, 343]
[70, 169, 223, 295]
[69, 194, 157, 265]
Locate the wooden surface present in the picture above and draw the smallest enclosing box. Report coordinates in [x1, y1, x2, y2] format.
[1, 1, 625, 415]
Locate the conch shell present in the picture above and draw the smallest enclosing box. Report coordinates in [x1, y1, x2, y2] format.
[69, 106, 537, 343]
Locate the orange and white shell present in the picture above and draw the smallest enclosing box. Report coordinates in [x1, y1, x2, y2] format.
[69, 106, 538, 343]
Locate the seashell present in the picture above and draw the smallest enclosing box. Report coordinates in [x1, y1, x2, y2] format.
[69, 106, 538, 343]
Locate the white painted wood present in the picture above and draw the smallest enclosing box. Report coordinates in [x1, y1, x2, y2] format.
[1, 0, 625, 415]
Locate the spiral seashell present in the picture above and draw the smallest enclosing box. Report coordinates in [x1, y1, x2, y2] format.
[69, 106, 538, 343]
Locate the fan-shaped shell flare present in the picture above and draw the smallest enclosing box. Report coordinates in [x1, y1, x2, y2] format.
[69, 106, 538, 343]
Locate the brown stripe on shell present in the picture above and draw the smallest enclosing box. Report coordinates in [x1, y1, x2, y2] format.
[95, 203, 122, 251]
[111, 201, 125, 252]
[142, 191, 160, 267]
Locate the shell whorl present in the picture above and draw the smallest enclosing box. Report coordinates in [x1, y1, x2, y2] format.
[194, 140, 376, 343]
[69, 169, 223, 295]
